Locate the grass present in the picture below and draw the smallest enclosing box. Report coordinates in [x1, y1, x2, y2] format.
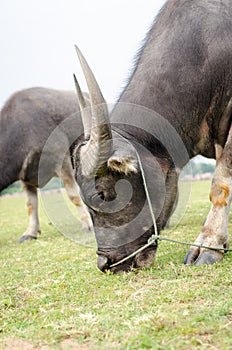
[0, 181, 232, 349]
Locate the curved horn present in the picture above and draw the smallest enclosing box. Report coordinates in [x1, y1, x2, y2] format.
[73, 74, 91, 140]
[75, 46, 112, 177]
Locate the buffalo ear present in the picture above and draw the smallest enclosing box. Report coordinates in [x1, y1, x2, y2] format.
[108, 154, 138, 175]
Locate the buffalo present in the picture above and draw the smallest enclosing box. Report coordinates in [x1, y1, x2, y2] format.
[72, 0, 232, 273]
[0, 87, 92, 242]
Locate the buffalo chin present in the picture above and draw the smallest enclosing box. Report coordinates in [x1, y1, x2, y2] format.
[108, 246, 157, 274]
[134, 247, 157, 269]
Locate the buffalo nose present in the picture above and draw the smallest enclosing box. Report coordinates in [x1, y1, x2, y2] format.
[97, 255, 109, 272]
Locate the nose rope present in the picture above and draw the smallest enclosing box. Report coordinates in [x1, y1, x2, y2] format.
[109, 131, 231, 269]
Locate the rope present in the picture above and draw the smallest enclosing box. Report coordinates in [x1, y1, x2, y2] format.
[109, 130, 232, 268]
[110, 235, 232, 268]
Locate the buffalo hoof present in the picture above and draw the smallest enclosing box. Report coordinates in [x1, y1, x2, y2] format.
[194, 250, 223, 266]
[183, 247, 200, 265]
[184, 249, 223, 266]
[18, 235, 37, 243]
[224, 241, 230, 253]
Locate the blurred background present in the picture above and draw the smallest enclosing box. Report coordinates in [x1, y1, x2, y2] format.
[0, 0, 165, 108]
[0, 0, 214, 172]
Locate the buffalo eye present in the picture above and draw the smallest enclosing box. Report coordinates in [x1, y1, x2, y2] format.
[90, 191, 105, 210]
[96, 191, 105, 201]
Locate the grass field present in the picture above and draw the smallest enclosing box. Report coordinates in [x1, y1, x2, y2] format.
[0, 181, 232, 349]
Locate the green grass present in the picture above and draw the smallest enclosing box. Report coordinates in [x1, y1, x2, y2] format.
[0, 181, 232, 349]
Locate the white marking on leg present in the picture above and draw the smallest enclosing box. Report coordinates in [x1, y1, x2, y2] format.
[21, 182, 41, 238]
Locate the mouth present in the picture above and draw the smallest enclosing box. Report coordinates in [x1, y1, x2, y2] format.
[97, 245, 157, 274]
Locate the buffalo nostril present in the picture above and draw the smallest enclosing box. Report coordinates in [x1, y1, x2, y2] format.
[97, 255, 109, 271]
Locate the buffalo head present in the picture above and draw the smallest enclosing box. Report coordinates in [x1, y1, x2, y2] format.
[73, 47, 180, 273]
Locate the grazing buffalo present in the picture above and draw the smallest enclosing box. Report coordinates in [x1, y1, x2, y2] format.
[73, 0, 232, 273]
[0, 87, 92, 242]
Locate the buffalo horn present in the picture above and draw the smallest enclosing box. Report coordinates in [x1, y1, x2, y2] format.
[73, 73, 91, 140]
[75, 46, 112, 177]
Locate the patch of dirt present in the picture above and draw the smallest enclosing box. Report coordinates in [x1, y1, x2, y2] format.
[0, 338, 39, 350]
[0, 338, 95, 350]
[59, 339, 94, 349]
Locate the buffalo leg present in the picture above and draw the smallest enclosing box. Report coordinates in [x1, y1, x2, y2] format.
[18, 181, 41, 242]
[61, 156, 92, 232]
[184, 124, 232, 265]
